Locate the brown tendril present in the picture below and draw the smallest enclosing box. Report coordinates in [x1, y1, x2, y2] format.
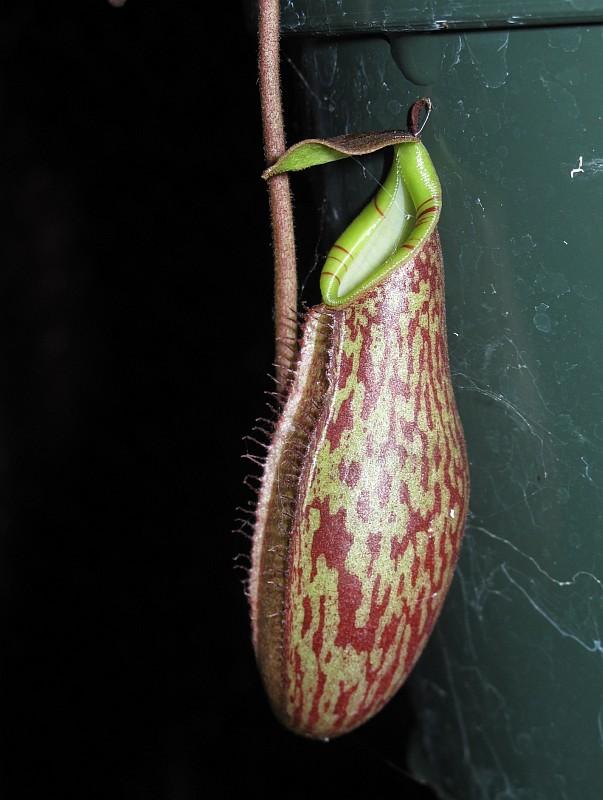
[258, 0, 298, 397]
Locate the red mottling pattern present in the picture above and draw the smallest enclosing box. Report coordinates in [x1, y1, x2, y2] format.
[282, 230, 469, 738]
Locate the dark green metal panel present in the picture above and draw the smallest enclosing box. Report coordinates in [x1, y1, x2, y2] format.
[280, 18, 603, 800]
[278, 0, 603, 34]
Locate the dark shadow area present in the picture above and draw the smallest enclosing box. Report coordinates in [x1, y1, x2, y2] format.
[0, 2, 438, 797]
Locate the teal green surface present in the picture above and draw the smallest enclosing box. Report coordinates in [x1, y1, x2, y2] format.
[271, 0, 603, 34]
[279, 18, 603, 800]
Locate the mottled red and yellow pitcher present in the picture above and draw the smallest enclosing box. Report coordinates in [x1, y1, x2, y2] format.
[249, 113, 469, 739]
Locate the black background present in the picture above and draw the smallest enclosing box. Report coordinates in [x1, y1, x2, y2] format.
[0, 2, 438, 797]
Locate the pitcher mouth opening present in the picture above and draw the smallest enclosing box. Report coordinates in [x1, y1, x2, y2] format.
[320, 140, 441, 308]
